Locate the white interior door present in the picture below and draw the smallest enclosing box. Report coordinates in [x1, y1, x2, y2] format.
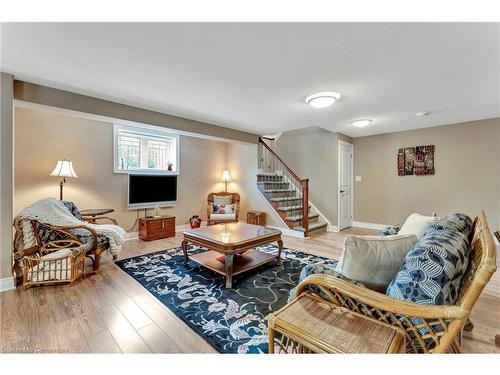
[338, 141, 353, 230]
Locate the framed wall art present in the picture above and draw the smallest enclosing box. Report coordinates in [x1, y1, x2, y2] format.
[398, 145, 434, 176]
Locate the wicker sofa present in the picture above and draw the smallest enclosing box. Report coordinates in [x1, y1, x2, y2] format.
[287, 211, 496, 353]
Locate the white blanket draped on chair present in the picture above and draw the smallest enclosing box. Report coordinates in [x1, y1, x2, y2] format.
[16, 197, 126, 255]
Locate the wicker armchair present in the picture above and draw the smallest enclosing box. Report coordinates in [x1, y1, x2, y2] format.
[290, 211, 496, 353]
[207, 192, 240, 225]
[13, 220, 110, 286]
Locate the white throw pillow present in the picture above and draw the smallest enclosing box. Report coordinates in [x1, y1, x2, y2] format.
[398, 213, 440, 239]
[335, 234, 418, 292]
[213, 195, 233, 205]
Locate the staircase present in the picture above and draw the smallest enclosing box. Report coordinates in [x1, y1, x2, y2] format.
[257, 137, 328, 237]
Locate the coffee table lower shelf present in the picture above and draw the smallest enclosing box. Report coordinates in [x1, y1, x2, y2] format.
[189, 250, 277, 278]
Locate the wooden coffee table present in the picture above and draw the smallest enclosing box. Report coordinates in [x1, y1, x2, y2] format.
[181, 223, 283, 288]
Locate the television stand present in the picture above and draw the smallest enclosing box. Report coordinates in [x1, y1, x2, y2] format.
[139, 215, 176, 241]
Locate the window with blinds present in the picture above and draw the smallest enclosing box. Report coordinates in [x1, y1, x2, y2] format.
[114, 124, 179, 174]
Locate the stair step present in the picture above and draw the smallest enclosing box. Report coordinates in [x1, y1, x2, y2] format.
[285, 213, 319, 222]
[293, 221, 328, 233]
[257, 175, 283, 181]
[277, 204, 311, 212]
[257, 173, 281, 176]
[270, 197, 301, 202]
[263, 189, 296, 193]
[257, 181, 288, 185]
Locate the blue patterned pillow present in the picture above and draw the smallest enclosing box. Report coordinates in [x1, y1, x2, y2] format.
[62, 200, 82, 220]
[386, 213, 472, 305]
[379, 226, 400, 236]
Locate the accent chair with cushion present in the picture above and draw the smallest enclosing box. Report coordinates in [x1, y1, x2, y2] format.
[285, 211, 496, 353]
[207, 192, 240, 225]
[13, 200, 117, 286]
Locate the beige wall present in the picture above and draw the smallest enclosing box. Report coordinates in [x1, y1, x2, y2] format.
[226, 143, 285, 228]
[14, 81, 259, 144]
[1, 73, 14, 280]
[14, 106, 228, 231]
[353, 118, 500, 230]
[276, 127, 353, 225]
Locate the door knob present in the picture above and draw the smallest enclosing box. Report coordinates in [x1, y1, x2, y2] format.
[340, 190, 345, 193]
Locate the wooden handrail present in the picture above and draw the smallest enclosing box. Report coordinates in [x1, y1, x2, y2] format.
[258, 137, 303, 183]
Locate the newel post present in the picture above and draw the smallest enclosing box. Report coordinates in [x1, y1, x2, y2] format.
[301, 179, 309, 236]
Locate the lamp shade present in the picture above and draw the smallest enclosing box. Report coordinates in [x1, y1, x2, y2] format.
[220, 170, 231, 182]
[50, 160, 78, 178]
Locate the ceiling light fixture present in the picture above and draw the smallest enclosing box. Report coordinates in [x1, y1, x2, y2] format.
[305, 91, 341, 109]
[416, 111, 430, 117]
[352, 119, 372, 128]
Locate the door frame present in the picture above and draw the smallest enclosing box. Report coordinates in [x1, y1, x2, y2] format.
[337, 140, 354, 231]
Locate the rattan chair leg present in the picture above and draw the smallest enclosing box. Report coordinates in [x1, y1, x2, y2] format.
[268, 328, 275, 354]
[464, 319, 474, 332]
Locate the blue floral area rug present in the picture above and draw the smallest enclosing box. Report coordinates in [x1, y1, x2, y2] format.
[115, 244, 337, 354]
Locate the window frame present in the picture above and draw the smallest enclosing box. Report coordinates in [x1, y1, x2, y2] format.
[113, 123, 180, 175]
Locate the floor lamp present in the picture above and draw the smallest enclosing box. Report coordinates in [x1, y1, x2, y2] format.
[221, 170, 231, 192]
[50, 159, 78, 200]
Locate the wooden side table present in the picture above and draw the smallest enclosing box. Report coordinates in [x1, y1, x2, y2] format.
[139, 215, 175, 241]
[267, 293, 406, 353]
[247, 210, 266, 226]
[80, 208, 117, 224]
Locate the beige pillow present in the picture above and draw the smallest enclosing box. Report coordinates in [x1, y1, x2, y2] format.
[335, 234, 418, 292]
[398, 213, 440, 239]
[213, 195, 233, 205]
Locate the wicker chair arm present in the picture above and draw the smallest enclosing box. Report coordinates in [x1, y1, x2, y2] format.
[82, 216, 118, 225]
[42, 239, 83, 254]
[295, 274, 467, 320]
[235, 202, 240, 219]
[14, 245, 41, 261]
[207, 203, 212, 220]
[44, 224, 98, 249]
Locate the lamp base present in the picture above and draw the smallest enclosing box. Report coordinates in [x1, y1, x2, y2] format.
[59, 179, 65, 200]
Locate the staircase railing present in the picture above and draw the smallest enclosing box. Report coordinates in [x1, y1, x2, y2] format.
[258, 136, 309, 236]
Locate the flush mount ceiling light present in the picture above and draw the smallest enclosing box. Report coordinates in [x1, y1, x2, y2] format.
[352, 119, 372, 128]
[305, 91, 341, 109]
[416, 111, 430, 117]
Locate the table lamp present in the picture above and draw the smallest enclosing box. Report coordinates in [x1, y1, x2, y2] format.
[50, 159, 78, 200]
[221, 170, 231, 192]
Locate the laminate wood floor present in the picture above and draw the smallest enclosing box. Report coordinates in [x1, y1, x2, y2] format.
[1, 228, 499, 353]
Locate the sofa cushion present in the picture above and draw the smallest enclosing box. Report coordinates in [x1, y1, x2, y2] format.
[289, 261, 365, 302]
[335, 234, 418, 292]
[213, 195, 233, 205]
[212, 203, 235, 214]
[379, 226, 400, 236]
[209, 213, 236, 221]
[62, 200, 82, 220]
[78, 233, 110, 249]
[398, 213, 440, 239]
[386, 213, 473, 305]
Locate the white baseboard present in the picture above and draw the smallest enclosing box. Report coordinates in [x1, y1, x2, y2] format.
[266, 225, 305, 238]
[327, 224, 339, 232]
[125, 231, 139, 240]
[0, 276, 15, 292]
[352, 221, 389, 230]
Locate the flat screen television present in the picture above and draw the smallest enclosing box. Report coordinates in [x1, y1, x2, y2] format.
[128, 174, 177, 209]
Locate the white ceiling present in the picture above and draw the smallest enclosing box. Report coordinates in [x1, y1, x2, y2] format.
[1, 23, 499, 137]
